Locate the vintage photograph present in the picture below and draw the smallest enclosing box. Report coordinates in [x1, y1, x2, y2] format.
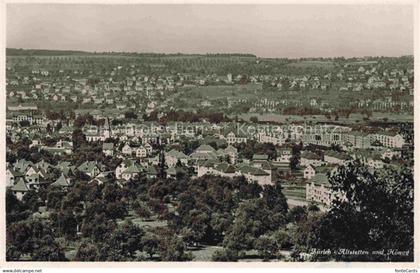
[4, 3, 415, 263]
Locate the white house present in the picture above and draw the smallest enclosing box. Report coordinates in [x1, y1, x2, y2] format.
[144, 143, 153, 154]
[226, 132, 247, 145]
[115, 160, 136, 179]
[6, 168, 23, 188]
[303, 165, 316, 180]
[122, 143, 133, 156]
[11, 178, 29, 201]
[136, 146, 148, 158]
[238, 164, 272, 186]
[306, 174, 333, 206]
[224, 145, 238, 164]
[258, 132, 285, 146]
[77, 161, 101, 178]
[165, 149, 189, 167]
[121, 164, 142, 181]
[276, 148, 292, 163]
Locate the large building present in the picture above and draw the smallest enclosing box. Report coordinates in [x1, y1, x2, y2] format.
[346, 131, 371, 149]
[306, 173, 333, 206]
[303, 125, 351, 147]
[369, 132, 405, 148]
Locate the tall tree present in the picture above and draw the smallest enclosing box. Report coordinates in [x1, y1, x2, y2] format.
[310, 162, 414, 262]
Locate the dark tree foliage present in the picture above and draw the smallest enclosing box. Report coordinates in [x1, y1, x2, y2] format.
[124, 111, 138, 119]
[236, 179, 263, 200]
[6, 189, 32, 224]
[81, 213, 117, 243]
[169, 175, 246, 245]
[7, 219, 67, 261]
[30, 235, 67, 261]
[223, 198, 287, 253]
[71, 129, 87, 150]
[290, 142, 303, 170]
[158, 236, 193, 261]
[132, 199, 152, 219]
[211, 248, 239, 261]
[46, 186, 66, 210]
[255, 235, 279, 261]
[54, 209, 78, 239]
[102, 221, 145, 259]
[6, 189, 23, 214]
[235, 140, 277, 160]
[261, 184, 289, 214]
[141, 232, 160, 259]
[309, 162, 414, 262]
[22, 190, 43, 212]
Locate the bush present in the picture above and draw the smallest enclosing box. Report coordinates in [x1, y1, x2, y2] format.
[74, 241, 99, 261]
[159, 237, 193, 261]
[211, 248, 239, 262]
[254, 235, 278, 261]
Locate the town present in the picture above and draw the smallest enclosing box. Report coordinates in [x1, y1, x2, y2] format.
[5, 49, 414, 262]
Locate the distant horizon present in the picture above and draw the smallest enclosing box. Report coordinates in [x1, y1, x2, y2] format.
[7, 4, 414, 58]
[6, 47, 414, 60]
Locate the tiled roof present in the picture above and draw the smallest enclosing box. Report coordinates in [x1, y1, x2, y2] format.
[309, 173, 330, 186]
[253, 154, 269, 161]
[238, 164, 269, 176]
[348, 131, 369, 137]
[8, 168, 23, 177]
[190, 152, 217, 160]
[376, 131, 400, 137]
[214, 163, 236, 174]
[301, 151, 321, 160]
[196, 144, 216, 153]
[52, 174, 70, 187]
[77, 161, 99, 173]
[12, 178, 29, 192]
[166, 149, 188, 159]
[122, 164, 141, 174]
[147, 166, 158, 175]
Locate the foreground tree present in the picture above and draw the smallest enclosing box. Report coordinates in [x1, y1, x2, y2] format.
[74, 240, 99, 261]
[107, 221, 145, 258]
[7, 219, 66, 261]
[132, 199, 152, 220]
[254, 235, 278, 261]
[141, 232, 160, 259]
[159, 236, 193, 261]
[30, 235, 67, 261]
[211, 248, 239, 262]
[310, 162, 414, 262]
[224, 198, 286, 253]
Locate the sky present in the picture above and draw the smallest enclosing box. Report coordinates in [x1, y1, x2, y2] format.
[6, 4, 414, 58]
